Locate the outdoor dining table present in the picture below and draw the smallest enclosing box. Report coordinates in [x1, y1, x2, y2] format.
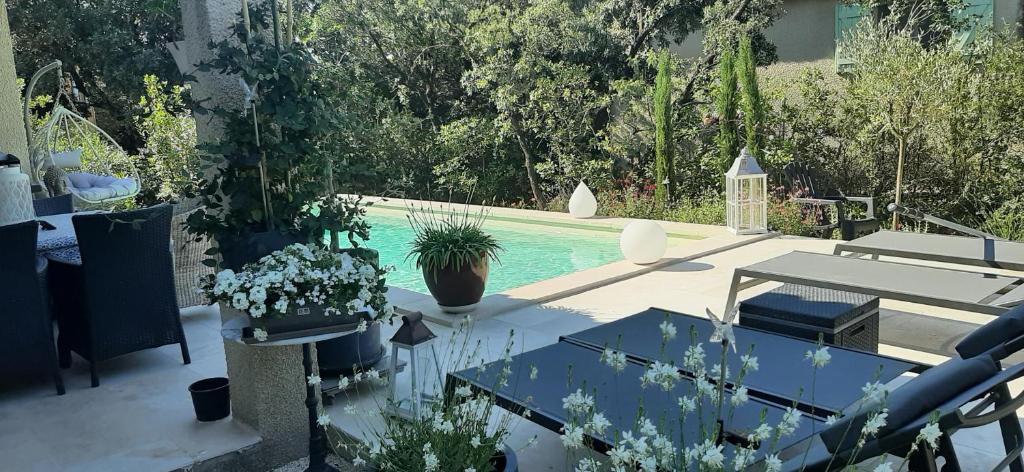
[35, 211, 103, 255]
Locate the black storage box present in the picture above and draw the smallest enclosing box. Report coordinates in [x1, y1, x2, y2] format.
[739, 284, 880, 352]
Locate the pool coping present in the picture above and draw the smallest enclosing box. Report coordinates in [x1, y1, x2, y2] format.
[352, 196, 780, 326]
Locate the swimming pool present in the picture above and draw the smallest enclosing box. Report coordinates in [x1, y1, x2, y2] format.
[350, 209, 626, 295]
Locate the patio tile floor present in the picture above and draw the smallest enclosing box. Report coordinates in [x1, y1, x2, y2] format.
[2, 235, 1021, 471]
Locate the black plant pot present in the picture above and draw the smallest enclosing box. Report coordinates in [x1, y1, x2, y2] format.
[189, 377, 230, 422]
[217, 230, 308, 271]
[490, 444, 518, 472]
[317, 247, 385, 375]
[423, 257, 489, 313]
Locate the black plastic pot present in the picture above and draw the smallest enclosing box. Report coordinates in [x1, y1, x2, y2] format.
[490, 444, 518, 472]
[188, 377, 230, 422]
[217, 230, 308, 271]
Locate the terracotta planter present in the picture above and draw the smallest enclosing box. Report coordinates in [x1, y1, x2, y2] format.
[422, 256, 489, 313]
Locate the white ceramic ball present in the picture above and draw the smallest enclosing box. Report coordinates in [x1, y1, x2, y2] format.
[567, 181, 597, 218]
[619, 220, 667, 264]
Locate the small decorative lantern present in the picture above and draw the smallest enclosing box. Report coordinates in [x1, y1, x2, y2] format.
[0, 154, 36, 226]
[568, 181, 597, 218]
[725, 148, 768, 235]
[619, 220, 667, 264]
[387, 312, 440, 419]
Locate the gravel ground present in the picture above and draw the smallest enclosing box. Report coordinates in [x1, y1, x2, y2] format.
[272, 455, 360, 472]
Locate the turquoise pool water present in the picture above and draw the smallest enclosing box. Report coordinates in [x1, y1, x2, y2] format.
[350, 210, 624, 295]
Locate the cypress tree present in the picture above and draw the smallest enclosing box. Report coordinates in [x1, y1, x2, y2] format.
[738, 35, 765, 160]
[716, 47, 740, 171]
[653, 49, 674, 204]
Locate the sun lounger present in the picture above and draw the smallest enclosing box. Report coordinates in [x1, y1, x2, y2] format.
[783, 305, 1024, 471]
[561, 308, 919, 416]
[449, 338, 824, 463]
[725, 251, 1024, 317]
[835, 230, 1024, 272]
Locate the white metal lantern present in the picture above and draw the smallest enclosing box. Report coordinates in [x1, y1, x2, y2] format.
[0, 155, 36, 226]
[387, 312, 442, 420]
[725, 148, 768, 235]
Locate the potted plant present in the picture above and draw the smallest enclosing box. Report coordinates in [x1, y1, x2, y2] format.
[407, 205, 502, 313]
[202, 243, 393, 343]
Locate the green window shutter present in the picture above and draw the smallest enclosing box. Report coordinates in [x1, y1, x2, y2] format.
[835, 3, 868, 73]
[953, 0, 993, 51]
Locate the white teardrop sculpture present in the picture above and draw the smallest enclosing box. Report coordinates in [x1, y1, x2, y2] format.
[568, 181, 597, 218]
[620, 220, 667, 264]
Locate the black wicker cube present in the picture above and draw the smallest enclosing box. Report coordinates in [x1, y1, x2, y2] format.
[739, 284, 880, 352]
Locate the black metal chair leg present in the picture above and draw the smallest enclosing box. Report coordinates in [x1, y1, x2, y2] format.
[180, 340, 191, 365]
[939, 434, 961, 472]
[995, 384, 1024, 472]
[53, 369, 66, 396]
[58, 338, 71, 369]
[89, 362, 99, 388]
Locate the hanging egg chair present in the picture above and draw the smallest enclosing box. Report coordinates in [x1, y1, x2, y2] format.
[25, 60, 140, 207]
[36, 105, 140, 206]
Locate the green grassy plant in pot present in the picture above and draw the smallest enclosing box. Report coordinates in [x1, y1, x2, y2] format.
[407, 205, 502, 313]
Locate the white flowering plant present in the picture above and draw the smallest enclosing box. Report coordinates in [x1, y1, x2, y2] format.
[328, 318, 529, 471]
[560, 312, 944, 472]
[203, 243, 393, 330]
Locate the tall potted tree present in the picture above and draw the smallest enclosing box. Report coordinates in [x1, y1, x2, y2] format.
[407, 205, 502, 313]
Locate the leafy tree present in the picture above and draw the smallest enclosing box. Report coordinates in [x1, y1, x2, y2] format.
[8, 0, 182, 151]
[134, 75, 199, 204]
[737, 35, 764, 160]
[653, 49, 674, 204]
[715, 46, 740, 170]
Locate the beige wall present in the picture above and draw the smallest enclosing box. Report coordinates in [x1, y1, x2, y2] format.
[0, 0, 28, 164]
[672, 0, 1023, 70]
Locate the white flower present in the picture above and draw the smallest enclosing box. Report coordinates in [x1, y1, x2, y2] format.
[273, 298, 289, 313]
[873, 462, 894, 472]
[698, 439, 724, 467]
[562, 389, 595, 414]
[641, 361, 681, 391]
[862, 409, 889, 436]
[561, 424, 584, 449]
[253, 328, 268, 342]
[586, 413, 611, 434]
[356, 320, 368, 333]
[344, 403, 356, 415]
[470, 435, 482, 448]
[731, 385, 749, 406]
[732, 447, 755, 469]
[430, 412, 455, 433]
[338, 376, 350, 390]
[659, 320, 677, 340]
[862, 381, 888, 403]
[639, 417, 658, 437]
[529, 365, 538, 380]
[465, 468, 477, 472]
[806, 346, 832, 368]
[683, 343, 705, 371]
[455, 385, 473, 397]
[918, 421, 942, 449]
[248, 303, 266, 318]
[678, 395, 696, 414]
[764, 453, 783, 472]
[423, 451, 439, 472]
[231, 291, 249, 310]
[575, 458, 599, 472]
[748, 423, 773, 443]
[307, 374, 321, 386]
[365, 369, 381, 382]
[602, 348, 627, 372]
[778, 407, 802, 436]
[826, 414, 840, 425]
[740, 354, 759, 372]
[352, 456, 366, 466]
[316, 414, 331, 426]
[695, 375, 717, 399]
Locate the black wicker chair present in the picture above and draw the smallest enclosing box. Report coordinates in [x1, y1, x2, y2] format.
[0, 221, 65, 395]
[32, 194, 73, 217]
[49, 204, 190, 387]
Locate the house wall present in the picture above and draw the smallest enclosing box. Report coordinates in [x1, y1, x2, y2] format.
[0, 0, 28, 164]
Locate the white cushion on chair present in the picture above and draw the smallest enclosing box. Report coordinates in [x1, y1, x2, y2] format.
[65, 172, 139, 201]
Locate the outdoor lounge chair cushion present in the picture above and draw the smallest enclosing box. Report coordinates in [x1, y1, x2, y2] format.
[65, 172, 138, 201]
[820, 356, 998, 453]
[956, 304, 1024, 360]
